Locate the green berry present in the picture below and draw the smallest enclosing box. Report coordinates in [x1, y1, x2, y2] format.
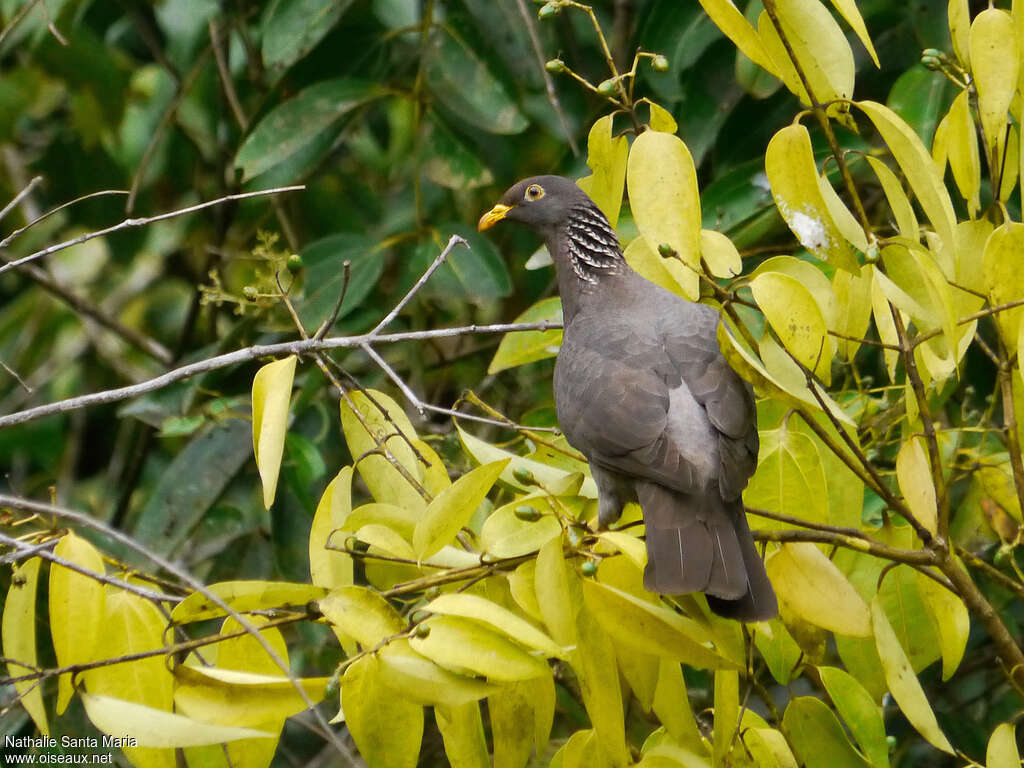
[243, 285, 258, 300]
[652, 55, 669, 73]
[657, 243, 676, 259]
[538, 2, 559, 19]
[415, 624, 431, 638]
[581, 560, 598, 577]
[597, 78, 617, 96]
[921, 48, 944, 60]
[287, 253, 303, 273]
[513, 466, 537, 485]
[921, 55, 941, 71]
[515, 505, 542, 522]
[546, 58, 566, 74]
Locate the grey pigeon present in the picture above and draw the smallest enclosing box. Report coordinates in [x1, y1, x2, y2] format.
[479, 175, 777, 621]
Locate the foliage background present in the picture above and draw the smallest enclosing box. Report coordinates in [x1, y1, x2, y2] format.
[0, 0, 1023, 766]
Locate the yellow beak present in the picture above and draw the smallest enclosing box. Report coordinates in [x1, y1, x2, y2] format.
[477, 203, 512, 231]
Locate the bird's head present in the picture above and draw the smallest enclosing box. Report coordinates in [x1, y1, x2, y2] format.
[477, 175, 587, 236]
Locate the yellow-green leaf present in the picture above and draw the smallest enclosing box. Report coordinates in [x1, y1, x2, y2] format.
[174, 666, 328, 728]
[760, 0, 855, 119]
[413, 460, 507, 558]
[3, 558, 48, 735]
[535, 536, 577, 647]
[750, 271, 832, 381]
[896, 437, 938, 535]
[50, 532, 106, 714]
[696, 0, 778, 74]
[857, 101, 957, 250]
[783, 696, 873, 768]
[818, 172, 869, 253]
[986, 723, 1020, 768]
[342, 655, 423, 768]
[865, 156, 920, 240]
[489, 675, 556, 768]
[411, 616, 550, 681]
[869, 265, 901, 381]
[943, 91, 982, 216]
[744, 425, 829, 528]
[970, 9, 1018, 156]
[458, 425, 597, 497]
[340, 388, 425, 510]
[481, 495, 562, 558]
[251, 355, 297, 509]
[436, 701, 489, 768]
[582, 581, 733, 669]
[309, 466, 354, 590]
[424, 593, 565, 658]
[765, 124, 858, 272]
[826, 0, 879, 67]
[488, 297, 563, 374]
[915, 567, 969, 680]
[745, 728, 800, 768]
[644, 99, 678, 133]
[832, 266, 873, 361]
[576, 115, 628, 227]
[171, 581, 327, 624]
[871, 596, 955, 754]
[713, 670, 739, 767]
[318, 585, 404, 648]
[699, 229, 742, 278]
[818, 666, 890, 768]
[626, 130, 701, 299]
[377, 638, 497, 706]
[623, 234, 698, 299]
[766, 543, 871, 636]
[983, 222, 1024, 348]
[573, 606, 631, 767]
[81, 692, 273, 747]
[949, 0, 970, 70]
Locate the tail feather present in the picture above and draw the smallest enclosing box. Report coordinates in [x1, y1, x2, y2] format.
[636, 482, 777, 622]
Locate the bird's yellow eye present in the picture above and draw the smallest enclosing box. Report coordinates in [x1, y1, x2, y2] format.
[525, 184, 544, 201]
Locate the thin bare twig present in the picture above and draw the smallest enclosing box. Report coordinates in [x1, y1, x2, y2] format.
[0, 532, 176, 603]
[0, 0, 40, 49]
[0, 186, 305, 277]
[0, 321, 562, 430]
[370, 234, 467, 335]
[0, 189, 129, 250]
[208, 18, 248, 132]
[314, 260, 351, 340]
[0, 494, 357, 762]
[513, 0, 579, 156]
[0, 358, 30, 392]
[0, 176, 43, 224]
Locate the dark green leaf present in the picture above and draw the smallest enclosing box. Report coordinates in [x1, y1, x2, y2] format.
[887, 64, 955, 149]
[425, 29, 528, 135]
[262, 0, 354, 70]
[236, 79, 379, 180]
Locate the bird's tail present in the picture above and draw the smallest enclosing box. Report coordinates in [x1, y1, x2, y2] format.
[637, 482, 777, 622]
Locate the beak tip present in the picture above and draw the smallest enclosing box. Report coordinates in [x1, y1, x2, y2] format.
[477, 204, 511, 232]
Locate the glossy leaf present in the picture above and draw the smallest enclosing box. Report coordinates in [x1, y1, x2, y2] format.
[818, 666, 889, 768]
[627, 130, 701, 299]
[423, 593, 564, 658]
[783, 696, 872, 768]
[410, 616, 550, 681]
[261, 0, 353, 70]
[896, 437, 938, 535]
[488, 297, 563, 374]
[577, 115, 628, 227]
[81, 693, 273, 747]
[986, 723, 1020, 768]
[309, 467, 354, 590]
[983, 222, 1024, 349]
[489, 675, 556, 768]
[340, 388, 426, 511]
[436, 701, 489, 768]
[915, 567, 969, 680]
[871, 596, 955, 754]
[766, 543, 871, 636]
[251, 355, 296, 509]
[765, 124, 858, 272]
[50, 532, 106, 714]
[171, 581, 327, 624]
[377, 639, 497, 707]
[174, 666, 328, 728]
[342, 655, 423, 768]
[413, 459, 507, 559]
[750, 271, 831, 381]
[236, 79, 377, 180]
[3, 558, 48, 735]
[425, 29, 527, 135]
[480, 495, 563, 558]
[317, 585, 404, 648]
[699, 229, 742, 278]
[744, 425, 829, 528]
[696, 0, 778, 74]
[970, 9, 1017, 156]
[297, 233, 381, 332]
